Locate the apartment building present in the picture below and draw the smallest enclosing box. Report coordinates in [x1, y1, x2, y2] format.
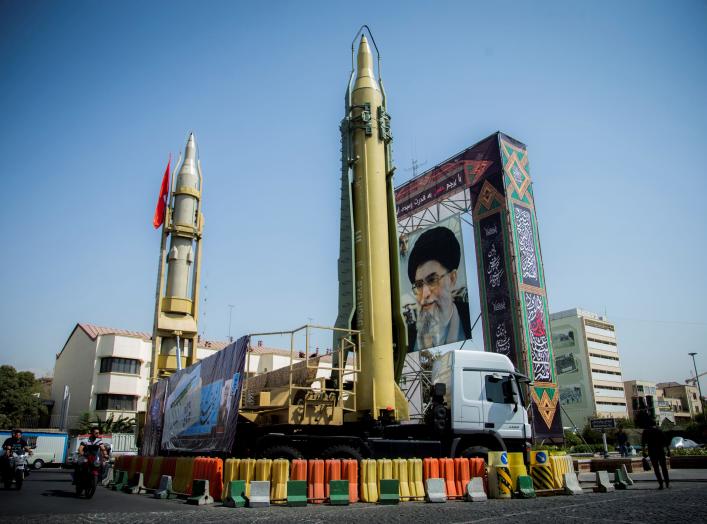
[657, 382, 703, 422]
[550, 308, 629, 429]
[50, 323, 231, 429]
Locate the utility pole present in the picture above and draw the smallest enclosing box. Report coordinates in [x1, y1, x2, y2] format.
[688, 352, 703, 414]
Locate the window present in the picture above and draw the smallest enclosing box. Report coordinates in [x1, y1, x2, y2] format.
[95, 394, 137, 411]
[485, 375, 514, 404]
[100, 357, 140, 374]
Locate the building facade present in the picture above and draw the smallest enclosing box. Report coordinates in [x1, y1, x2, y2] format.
[657, 382, 703, 422]
[50, 323, 228, 430]
[550, 308, 628, 429]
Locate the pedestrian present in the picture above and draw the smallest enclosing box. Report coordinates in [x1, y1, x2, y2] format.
[641, 422, 670, 489]
[617, 428, 629, 457]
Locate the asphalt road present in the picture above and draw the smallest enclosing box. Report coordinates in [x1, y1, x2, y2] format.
[2, 468, 706, 523]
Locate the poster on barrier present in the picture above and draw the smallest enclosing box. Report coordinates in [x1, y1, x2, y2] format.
[142, 378, 167, 456]
[159, 335, 248, 452]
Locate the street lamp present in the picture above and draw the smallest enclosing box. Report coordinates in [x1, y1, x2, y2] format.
[688, 352, 703, 414]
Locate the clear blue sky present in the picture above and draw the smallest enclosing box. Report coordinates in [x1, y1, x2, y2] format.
[1, 1, 705, 393]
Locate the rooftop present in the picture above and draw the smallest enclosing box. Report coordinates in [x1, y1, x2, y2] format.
[550, 307, 611, 322]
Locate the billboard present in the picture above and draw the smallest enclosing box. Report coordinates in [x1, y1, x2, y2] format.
[145, 336, 248, 453]
[399, 214, 471, 353]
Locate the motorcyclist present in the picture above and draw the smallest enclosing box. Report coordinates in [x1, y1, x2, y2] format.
[2, 429, 32, 480]
[79, 427, 109, 461]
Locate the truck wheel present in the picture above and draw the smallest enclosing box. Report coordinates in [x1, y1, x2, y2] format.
[261, 445, 303, 460]
[33, 459, 44, 470]
[320, 445, 364, 461]
[459, 446, 489, 462]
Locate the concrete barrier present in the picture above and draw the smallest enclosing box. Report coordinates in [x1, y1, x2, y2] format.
[286, 480, 307, 507]
[248, 480, 271, 508]
[329, 480, 350, 506]
[187, 479, 214, 505]
[465, 477, 487, 502]
[224, 479, 247, 508]
[154, 475, 174, 499]
[516, 475, 536, 499]
[379, 479, 400, 505]
[620, 464, 634, 486]
[122, 472, 146, 494]
[595, 470, 615, 493]
[562, 472, 583, 495]
[425, 478, 446, 503]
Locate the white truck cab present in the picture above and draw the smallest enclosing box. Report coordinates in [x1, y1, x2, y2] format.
[432, 350, 532, 457]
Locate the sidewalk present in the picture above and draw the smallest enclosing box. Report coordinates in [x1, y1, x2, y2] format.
[579, 468, 707, 483]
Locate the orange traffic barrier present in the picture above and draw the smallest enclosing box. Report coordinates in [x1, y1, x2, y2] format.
[423, 458, 440, 481]
[307, 459, 325, 503]
[161, 457, 177, 479]
[291, 459, 307, 481]
[133, 456, 144, 480]
[142, 457, 154, 486]
[342, 459, 358, 503]
[210, 458, 224, 501]
[468, 457, 488, 494]
[440, 458, 458, 498]
[454, 458, 470, 496]
[325, 459, 341, 498]
[146, 457, 163, 489]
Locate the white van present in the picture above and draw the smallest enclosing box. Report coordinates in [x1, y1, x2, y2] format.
[0, 431, 69, 469]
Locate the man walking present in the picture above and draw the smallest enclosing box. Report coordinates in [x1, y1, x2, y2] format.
[641, 422, 670, 489]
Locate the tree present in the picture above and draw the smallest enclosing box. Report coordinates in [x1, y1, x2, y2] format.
[0, 366, 47, 429]
[77, 412, 136, 434]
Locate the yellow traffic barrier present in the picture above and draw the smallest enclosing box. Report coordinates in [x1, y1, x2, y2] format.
[173, 457, 195, 495]
[507, 452, 527, 491]
[238, 458, 256, 498]
[222, 458, 240, 500]
[360, 459, 378, 502]
[408, 458, 424, 500]
[488, 451, 507, 467]
[147, 457, 163, 490]
[255, 458, 272, 482]
[392, 459, 411, 501]
[495, 466, 512, 499]
[549, 455, 574, 489]
[271, 459, 289, 503]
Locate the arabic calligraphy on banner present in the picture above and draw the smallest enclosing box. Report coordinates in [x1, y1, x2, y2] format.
[513, 203, 540, 288]
[479, 212, 516, 362]
[524, 291, 551, 382]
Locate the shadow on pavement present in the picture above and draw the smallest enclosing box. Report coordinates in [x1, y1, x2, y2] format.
[42, 489, 78, 498]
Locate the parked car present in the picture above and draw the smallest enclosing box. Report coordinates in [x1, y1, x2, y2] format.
[670, 436, 704, 449]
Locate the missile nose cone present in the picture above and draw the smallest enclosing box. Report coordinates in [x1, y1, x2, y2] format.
[184, 132, 197, 161]
[356, 34, 375, 82]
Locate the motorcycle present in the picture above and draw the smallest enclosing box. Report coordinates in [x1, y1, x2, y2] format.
[75, 452, 102, 498]
[2, 451, 28, 490]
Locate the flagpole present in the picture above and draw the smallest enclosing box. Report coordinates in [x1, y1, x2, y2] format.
[150, 154, 179, 384]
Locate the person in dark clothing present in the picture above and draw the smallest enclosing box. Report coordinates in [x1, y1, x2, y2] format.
[617, 428, 629, 457]
[642, 423, 670, 489]
[2, 429, 32, 478]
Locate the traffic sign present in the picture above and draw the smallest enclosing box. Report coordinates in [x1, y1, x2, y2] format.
[590, 418, 616, 430]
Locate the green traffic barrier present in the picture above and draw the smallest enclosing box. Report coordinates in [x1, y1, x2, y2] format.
[614, 468, 629, 490]
[329, 480, 349, 506]
[225, 480, 247, 508]
[379, 479, 400, 505]
[515, 475, 536, 499]
[111, 469, 128, 491]
[286, 480, 308, 507]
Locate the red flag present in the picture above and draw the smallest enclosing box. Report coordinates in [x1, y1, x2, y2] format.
[152, 157, 171, 229]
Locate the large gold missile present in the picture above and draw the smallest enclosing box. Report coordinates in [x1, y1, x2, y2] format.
[350, 34, 397, 418]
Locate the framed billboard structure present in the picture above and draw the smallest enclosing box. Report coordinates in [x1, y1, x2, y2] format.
[394, 132, 562, 441]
